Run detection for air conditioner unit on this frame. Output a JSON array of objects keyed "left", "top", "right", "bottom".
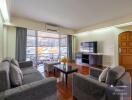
[{"left": 46, "top": 24, "right": 59, "bottom": 33}]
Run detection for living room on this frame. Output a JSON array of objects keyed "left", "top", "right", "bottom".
[{"left": 0, "top": 0, "right": 132, "bottom": 100}]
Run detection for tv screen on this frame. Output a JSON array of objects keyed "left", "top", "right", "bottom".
[{"left": 80, "top": 41, "right": 97, "bottom": 53}]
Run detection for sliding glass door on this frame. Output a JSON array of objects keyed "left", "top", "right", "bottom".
[
  {"left": 37, "top": 31, "right": 60, "bottom": 63},
  {"left": 26, "top": 30, "right": 37, "bottom": 65},
  {"left": 60, "top": 35, "right": 67, "bottom": 58},
  {"left": 26, "top": 29, "right": 67, "bottom": 66}
]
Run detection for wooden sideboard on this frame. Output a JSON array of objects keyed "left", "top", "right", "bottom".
[{"left": 76, "top": 52, "right": 103, "bottom": 66}]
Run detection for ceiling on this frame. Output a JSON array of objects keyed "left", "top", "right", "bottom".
[{"left": 10, "top": 0, "right": 132, "bottom": 30}]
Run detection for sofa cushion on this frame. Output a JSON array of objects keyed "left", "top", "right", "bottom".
[
  {"left": 21, "top": 67, "right": 38, "bottom": 75},
  {"left": 98, "top": 67, "right": 110, "bottom": 82},
  {"left": 116, "top": 72, "right": 131, "bottom": 85},
  {"left": 0, "top": 61, "right": 11, "bottom": 92},
  {"left": 106, "top": 66, "right": 125, "bottom": 86},
  {"left": 11, "top": 58, "right": 19, "bottom": 68},
  {"left": 10, "top": 63, "right": 23, "bottom": 86},
  {"left": 22, "top": 71, "right": 44, "bottom": 84}
]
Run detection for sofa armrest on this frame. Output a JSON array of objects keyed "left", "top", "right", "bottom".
[
  {"left": 89, "top": 67, "right": 102, "bottom": 79},
  {"left": 19, "top": 61, "right": 33, "bottom": 68},
  {"left": 73, "top": 73, "right": 120, "bottom": 100},
  {"left": 2, "top": 77, "right": 57, "bottom": 100}
]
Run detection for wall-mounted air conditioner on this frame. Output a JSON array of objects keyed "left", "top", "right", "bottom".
[{"left": 46, "top": 24, "right": 59, "bottom": 33}]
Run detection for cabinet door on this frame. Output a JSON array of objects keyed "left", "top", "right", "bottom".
[{"left": 89, "top": 55, "right": 102, "bottom": 65}]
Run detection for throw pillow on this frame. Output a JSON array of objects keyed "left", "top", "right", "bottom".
[
  {"left": 106, "top": 66, "right": 125, "bottom": 86},
  {"left": 10, "top": 63, "right": 23, "bottom": 86},
  {"left": 2, "top": 57, "right": 12, "bottom": 62},
  {"left": 98, "top": 67, "right": 110, "bottom": 82},
  {"left": 11, "top": 58, "right": 20, "bottom": 68}
]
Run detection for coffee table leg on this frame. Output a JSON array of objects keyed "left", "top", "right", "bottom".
[
  {"left": 65, "top": 74, "right": 68, "bottom": 86},
  {"left": 54, "top": 68, "right": 56, "bottom": 76}
]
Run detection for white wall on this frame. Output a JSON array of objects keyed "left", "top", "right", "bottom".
[
  {"left": 0, "top": 12, "right": 4, "bottom": 61},
  {"left": 75, "top": 27, "right": 122, "bottom": 67},
  {"left": 2, "top": 16, "right": 75, "bottom": 59},
  {"left": 7, "top": 26, "right": 16, "bottom": 58},
  {"left": 4, "top": 16, "right": 132, "bottom": 63},
  {"left": 10, "top": 17, "right": 75, "bottom": 35},
  {"left": 4, "top": 25, "right": 75, "bottom": 59},
  {"left": 2, "top": 26, "right": 16, "bottom": 58}
]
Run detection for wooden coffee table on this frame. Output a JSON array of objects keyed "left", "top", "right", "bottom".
[
  {"left": 54, "top": 64, "right": 78, "bottom": 86},
  {"left": 44, "top": 61, "right": 60, "bottom": 72}
]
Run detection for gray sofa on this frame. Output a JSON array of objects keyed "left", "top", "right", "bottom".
[
  {"left": 0, "top": 60, "right": 57, "bottom": 100},
  {"left": 73, "top": 66, "right": 131, "bottom": 100}
]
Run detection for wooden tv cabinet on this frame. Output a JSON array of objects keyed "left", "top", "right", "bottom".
[{"left": 76, "top": 52, "right": 103, "bottom": 66}]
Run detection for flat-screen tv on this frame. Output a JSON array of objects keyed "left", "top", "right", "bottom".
[{"left": 80, "top": 41, "right": 97, "bottom": 53}]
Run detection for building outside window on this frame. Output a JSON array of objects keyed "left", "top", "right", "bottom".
[{"left": 26, "top": 29, "right": 67, "bottom": 65}]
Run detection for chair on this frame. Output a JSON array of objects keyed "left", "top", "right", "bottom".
[{"left": 73, "top": 66, "right": 131, "bottom": 100}]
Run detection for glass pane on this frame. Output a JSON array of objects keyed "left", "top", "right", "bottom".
[
  {"left": 60, "top": 36, "right": 67, "bottom": 47},
  {"left": 27, "top": 36, "right": 36, "bottom": 46},
  {"left": 60, "top": 47, "right": 67, "bottom": 58},
  {"left": 37, "top": 31, "right": 59, "bottom": 62},
  {"left": 26, "top": 47, "right": 36, "bottom": 54},
  {"left": 38, "top": 31, "right": 59, "bottom": 38},
  {"left": 38, "top": 37, "right": 48, "bottom": 46},
  {"left": 60, "top": 35, "right": 67, "bottom": 58},
  {"left": 26, "top": 54, "right": 36, "bottom": 61},
  {"left": 26, "top": 30, "right": 68, "bottom": 65},
  {"left": 26, "top": 29, "right": 37, "bottom": 65},
  {"left": 27, "top": 30, "right": 36, "bottom": 36}
]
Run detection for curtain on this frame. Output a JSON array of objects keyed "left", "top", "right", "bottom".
[
  {"left": 16, "top": 27, "right": 27, "bottom": 62},
  {"left": 67, "top": 35, "right": 72, "bottom": 61}
]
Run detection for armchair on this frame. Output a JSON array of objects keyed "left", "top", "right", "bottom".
[{"left": 73, "top": 66, "right": 131, "bottom": 100}]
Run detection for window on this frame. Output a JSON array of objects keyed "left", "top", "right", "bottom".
[
  {"left": 37, "top": 31, "right": 60, "bottom": 63},
  {"left": 26, "top": 30, "right": 37, "bottom": 65},
  {"left": 60, "top": 35, "right": 67, "bottom": 58},
  {"left": 26, "top": 29, "right": 67, "bottom": 66}
]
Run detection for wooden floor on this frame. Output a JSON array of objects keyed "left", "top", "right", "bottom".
[
  {"left": 46, "top": 63, "right": 89, "bottom": 100},
  {"left": 39, "top": 63, "right": 132, "bottom": 100}
]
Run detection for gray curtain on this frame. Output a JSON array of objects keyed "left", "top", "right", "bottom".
[
  {"left": 67, "top": 35, "right": 72, "bottom": 61},
  {"left": 16, "top": 27, "right": 27, "bottom": 62}
]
